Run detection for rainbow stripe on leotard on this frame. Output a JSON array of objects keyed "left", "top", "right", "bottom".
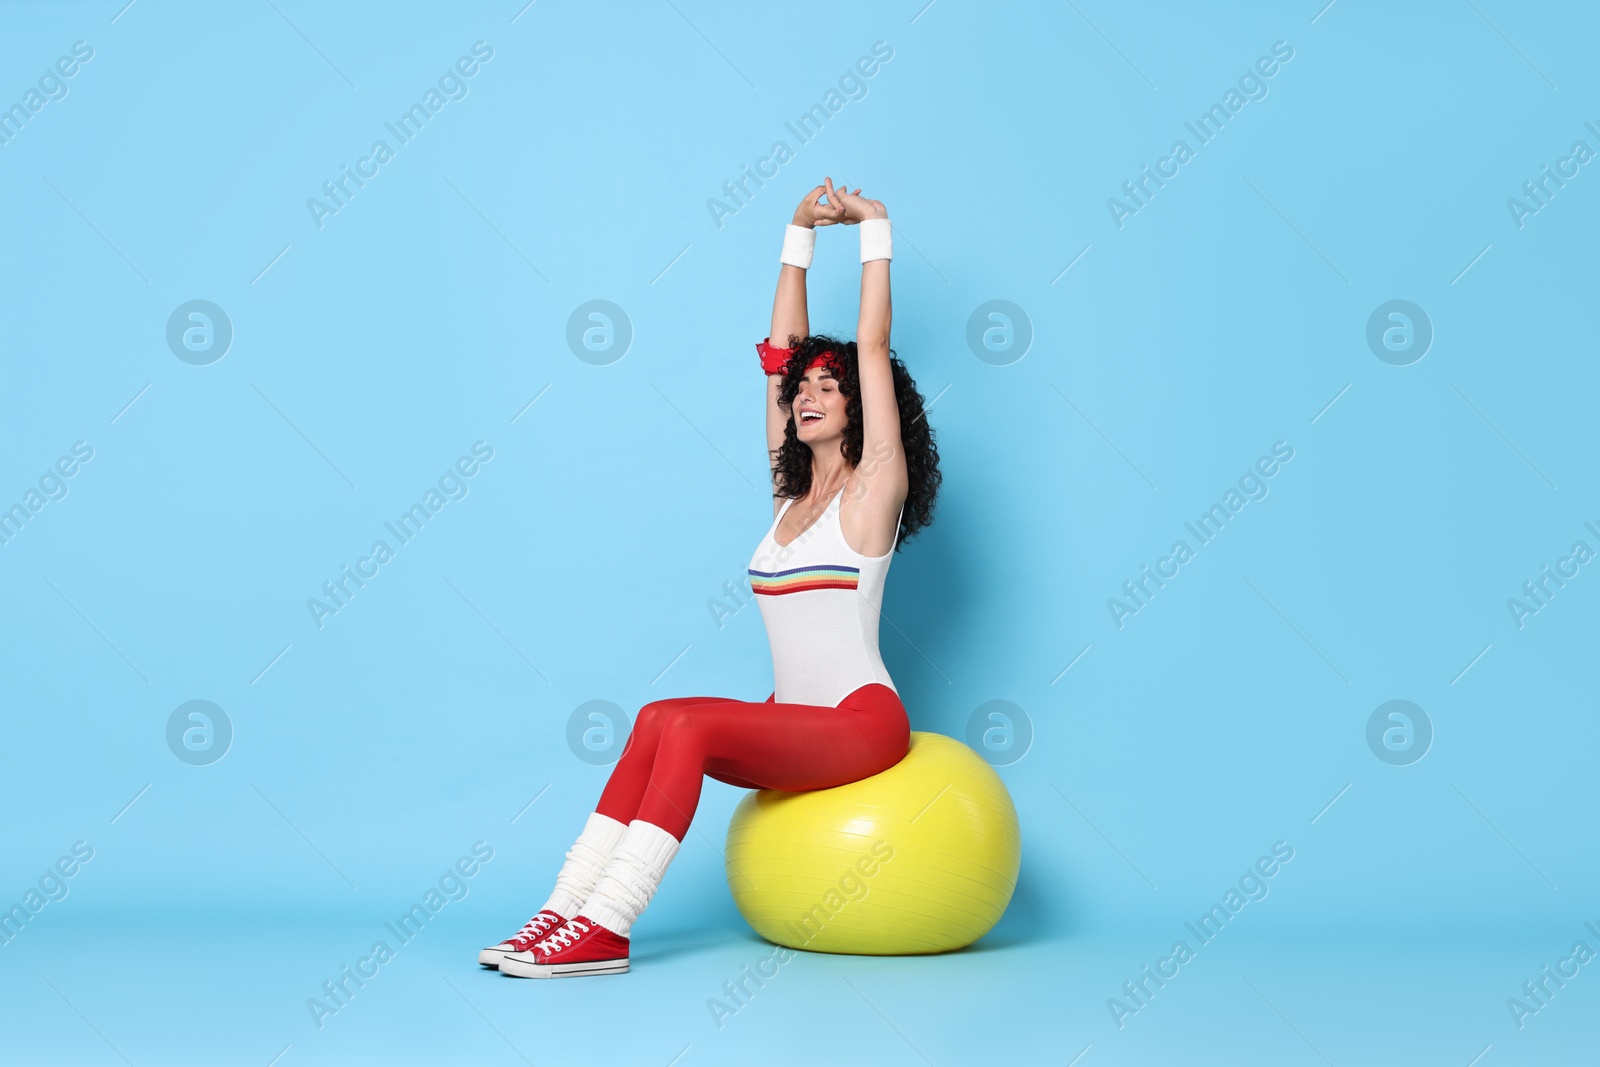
[{"left": 748, "top": 563, "right": 860, "bottom": 596}]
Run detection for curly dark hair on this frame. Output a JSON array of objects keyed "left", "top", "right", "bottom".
[{"left": 771, "top": 332, "right": 941, "bottom": 551}]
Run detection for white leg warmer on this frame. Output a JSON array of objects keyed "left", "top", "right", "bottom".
[
  {"left": 578, "top": 820, "right": 681, "bottom": 938},
  {"left": 541, "top": 812, "right": 627, "bottom": 918}
]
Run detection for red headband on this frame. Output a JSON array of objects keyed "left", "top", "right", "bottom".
[
  {"left": 755, "top": 338, "right": 843, "bottom": 376},
  {"left": 805, "top": 350, "right": 842, "bottom": 372}
]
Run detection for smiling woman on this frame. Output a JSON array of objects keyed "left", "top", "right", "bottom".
[{"left": 481, "top": 178, "right": 943, "bottom": 981}]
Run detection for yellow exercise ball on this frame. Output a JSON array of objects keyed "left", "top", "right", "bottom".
[{"left": 724, "top": 731, "right": 1021, "bottom": 955}]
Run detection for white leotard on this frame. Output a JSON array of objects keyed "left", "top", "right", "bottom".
[{"left": 747, "top": 487, "right": 904, "bottom": 707}]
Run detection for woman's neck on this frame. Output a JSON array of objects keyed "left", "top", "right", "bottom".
[{"left": 809, "top": 457, "right": 851, "bottom": 499}]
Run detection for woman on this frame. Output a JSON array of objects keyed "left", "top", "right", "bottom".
[{"left": 482, "top": 179, "right": 942, "bottom": 978}]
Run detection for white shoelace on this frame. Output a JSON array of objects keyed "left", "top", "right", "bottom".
[
  {"left": 535, "top": 918, "right": 589, "bottom": 954},
  {"left": 506, "top": 913, "right": 559, "bottom": 946}
]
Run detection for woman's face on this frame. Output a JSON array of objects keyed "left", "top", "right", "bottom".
[{"left": 794, "top": 367, "right": 847, "bottom": 444}]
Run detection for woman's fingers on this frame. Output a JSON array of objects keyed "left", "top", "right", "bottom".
[
  {"left": 799, "top": 177, "right": 861, "bottom": 226},
  {"left": 831, "top": 181, "right": 849, "bottom": 213},
  {"left": 831, "top": 184, "right": 865, "bottom": 222}
]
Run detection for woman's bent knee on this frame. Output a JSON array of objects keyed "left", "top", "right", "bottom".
[{"left": 657, "top": 707, "right": 709, "bottom": 750}]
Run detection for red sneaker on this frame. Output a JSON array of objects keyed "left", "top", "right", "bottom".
[
  {"left": 477, "top": 909, "right": 567, "bottom": 968},
  {"left": 498, "top": 915, "right": 629, "bottom": 978}
]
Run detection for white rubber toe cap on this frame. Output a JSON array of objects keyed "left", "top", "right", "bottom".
[{"left": 478, "top": 945, "right": 514, "bottom": 967}]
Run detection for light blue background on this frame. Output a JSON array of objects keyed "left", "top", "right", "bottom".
[{"left": 2, "top": 0, "right": 1596, "bottom": 1063}]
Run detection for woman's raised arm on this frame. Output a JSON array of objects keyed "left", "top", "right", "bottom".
[
  {"left": 765, "top": 181, "right": 845, "bottom": 512},
  {"left": 833, "top": 188, "right": 908, "bottom": 524}
]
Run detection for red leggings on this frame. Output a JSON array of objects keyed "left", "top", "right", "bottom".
[{"left": 594, "top": 683, "right": 909, "bottom": 840}]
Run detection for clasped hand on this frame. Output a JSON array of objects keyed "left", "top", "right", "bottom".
[{"left": 792, "top": 176, "right": 886, "bottom": 228}]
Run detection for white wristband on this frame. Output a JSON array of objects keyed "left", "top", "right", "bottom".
[
  {"left": 859, "top": 217, "right": 892, "bottom": 263},
  {"left": 780, "top": 223, "right": 816, "bottom": 269}
]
